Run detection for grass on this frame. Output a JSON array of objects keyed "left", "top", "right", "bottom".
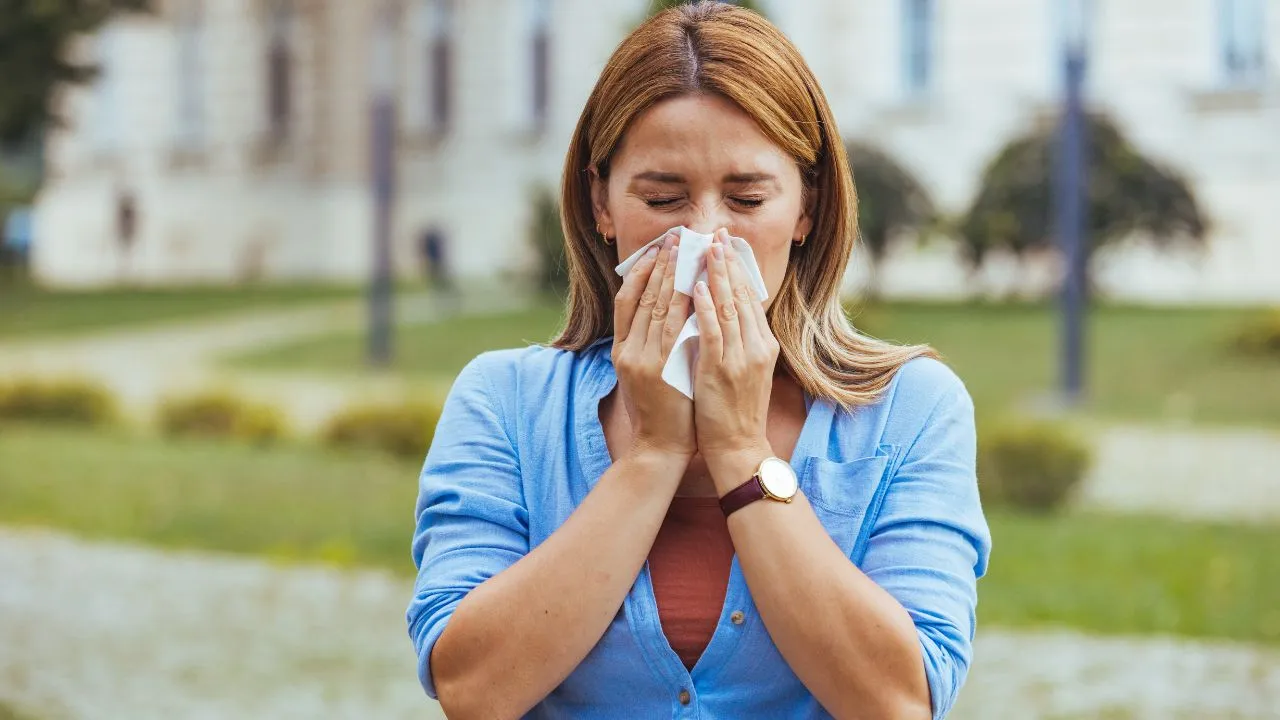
[
  {"left": 230, "top": 303, "right": 568, "bottom": 378},
  {"left": 0, "top": 425, "right": 416, "bottom": 571},
  {"left": 0, "top": 277, "right": 365, "bottom": 340},
  {"left": 982, "top": 508, "right": 1280, "bottom": 643},
  {"left": 2, "top": 423, "right": 1278, "bottom": 646},
  {"left": 0, "top": 704, "right": 34, "bottom": 720},
  {"left": 229, "top": 300, "right": 1280, "bottom": 427}
]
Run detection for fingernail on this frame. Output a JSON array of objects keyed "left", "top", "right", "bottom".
[
  {"left": 663, "top": 235, "right": 675, "bottom": 250},
  {"left": 646, "top": 246, "right": 659, "bottom": 259},
  {"left": 712, "top": 244, "right": 724, "bottom": 260},
  {"left": 695, "top": 281, "right": 708, "bottom": 296},
  {"left": 668, "top": 245, "right": 678, "bottom": 261}
]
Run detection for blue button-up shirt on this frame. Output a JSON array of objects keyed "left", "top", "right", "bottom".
[{"left": 408, "top": 338, "right": 991, "bottom": 718}]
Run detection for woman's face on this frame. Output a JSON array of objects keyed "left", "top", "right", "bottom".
[{"left": 591, "top": 93, "right": 814, "bottom": 307}]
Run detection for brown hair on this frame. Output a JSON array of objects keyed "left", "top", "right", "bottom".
[{"left": 555, "top": 1, "right": 936, "bottom": 410}]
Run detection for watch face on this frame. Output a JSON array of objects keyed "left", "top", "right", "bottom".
[{"left": 758, "top": 457, "right": 799, "bottom": 499}]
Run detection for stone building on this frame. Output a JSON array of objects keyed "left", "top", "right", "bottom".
[{"left": 32, "top": 0, "right": 1280, "bottom": 303}]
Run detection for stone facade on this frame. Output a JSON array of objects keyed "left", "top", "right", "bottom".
[{"left": 32, "top": 0, "right": 1280, "bottom": 303}]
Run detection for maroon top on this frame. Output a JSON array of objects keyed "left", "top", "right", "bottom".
[{"left": 647, "top": 496, "right": 736, "bottom": 670}]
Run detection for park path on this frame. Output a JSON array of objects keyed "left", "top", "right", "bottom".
[
  {"left": 1, "top": 291, "right": 1276, "bottom": 518},
  {"left": 0, "top": 289, "right": 523, "bottom": 433},
  {"left": 0, "top": 527, "right": 1277, "bottom": 720}
]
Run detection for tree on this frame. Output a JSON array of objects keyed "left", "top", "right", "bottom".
[
  {"left": 0, "top": 0, "right": 152, "bottom": 148},
  {"left": 959, "top": 114, "right": 1207, "bottom": 274},
  {"left": 529, "top": 187, "right": 568, "bottom": 296},
  {"left": 846, "top": 141, "right": 936, "bottom": 295},
  {"left": 647, "top": 0, "right": 765, "bottom": 18}
]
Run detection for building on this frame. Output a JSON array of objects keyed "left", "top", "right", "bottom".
[{"left": 33, "top": 0, "right": 1280, "bottom": 303}]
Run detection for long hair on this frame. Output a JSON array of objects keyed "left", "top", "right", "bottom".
[{"left": 555, "top": 1, "right": 936, "bottom": 410}]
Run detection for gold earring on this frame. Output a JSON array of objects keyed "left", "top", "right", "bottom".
[
  {"left": 597, "top": 223, "right": 614, "bottom": 246},
  {"left": 794, "top": 234, "right": 807, "bottom": 247}
]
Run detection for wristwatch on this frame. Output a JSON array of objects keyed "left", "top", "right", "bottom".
[{"left": 719, "top": 457, "right": 799, "bottom": 517}]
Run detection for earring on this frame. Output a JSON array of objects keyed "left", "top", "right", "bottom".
[
  {"left": 597, "top": 223, "right": 614, "bottom": 246},
  {"left": 794, "top": 234, "right": 807, "bottom": 247}
]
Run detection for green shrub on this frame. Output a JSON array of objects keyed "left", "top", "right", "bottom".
[
  {"left": 321, "top": 401, "right": 441, "bottom": 459},
  {"left": 978, "top": 420, "right": 1092, "bottom": 512},
  {"left": 0, "top": 377, "right": 117, "bottom": 426},
  {"left": 158, "top": 391, "right": 288, "bottom": 444},
  {"left": 1233, "top": 309, "right": 1280, "bottom": 358},
  {"left": 529, "top": 187, "right": 568, "bottom": 296}
]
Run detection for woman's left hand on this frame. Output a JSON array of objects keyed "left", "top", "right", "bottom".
[{"left": 692, "top": 229, "right": 779, "bottom": 487}]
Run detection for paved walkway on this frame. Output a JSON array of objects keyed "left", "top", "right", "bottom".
[
  {"left": 0, "top": 289, "right": 522, "bottom": 433},
  {"left": 1078, "top": 424, "right": 1280, "bottom": 523},
  {"left": 1, "top": 292, "right": 1276, "bottom": 519},
  {"left": 1, "top": 528, "right": 1277, "bottom": 720}
]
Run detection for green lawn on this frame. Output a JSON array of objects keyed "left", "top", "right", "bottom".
[
  {"left": 230, "top": 303, "right": 568, "bottom": 378},
  {"left": 0, "top": 703, "right": 34, "bottom": 720},
  {"left": 2, "top": 424, "right": 1277, "bottom": 646},
  {"left": 0, "top": 279, "right": 365, "bottom": 340},
  {"left": 230, "top": 301, "right": 1280, "bottom": 427}
]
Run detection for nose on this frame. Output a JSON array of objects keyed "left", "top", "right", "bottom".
[{"left": 684, "top": 199, "right": 733, "bottom": 237}]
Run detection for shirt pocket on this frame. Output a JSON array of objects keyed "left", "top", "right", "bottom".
[{"left": 800, "top": 453, "right": 893, "bottom": 560}]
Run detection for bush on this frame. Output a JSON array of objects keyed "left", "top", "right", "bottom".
[
  {"left": 0, "top": 377, "right": 117, "bottom": 426},
  {"left": 529, "top": 187, "right": 569, "bottom": 296},
  {"left": 978, "top": 420, "right": 1092, "bottom": 512},
  {"left": 1233, "top": 309, "right": 1280, "bottom": 358},
  {"left": 157, "top": 391, "right": 288, "bottom": 444},
  {"left": 321, "top": 401, "right": 441, "bottom": 459}
]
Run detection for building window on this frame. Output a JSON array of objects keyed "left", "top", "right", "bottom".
[
  {"left": 1219, "top": 0, "right": 1266, "bottom": 87},
  {"left": 417, "top": 0, "right": 454, "bottom": 133},
  {"left": 175, "top": 0, "right": 205, "bottom": 150},
  {"left": 93, "top": 25, "right": 121, "bottom": 152},
  {"left": 266, "top": 0, "right": 293, "bottom": 142},
  {"left": 529, "top": 0, "right": 551, "bottom": 130},
  {"left": 901, "top": 0, "right": 935, "bottom": 97}
]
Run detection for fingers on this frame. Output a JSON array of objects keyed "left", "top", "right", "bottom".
[
  {"left": 612, "top": 235, "right": 667, "bottom": 343},
  {"left": 721, "top": 234, "right": 762, "bottom": 344},
  {"left": 661, "top": 288, "right": 691, "bottom": 360},
  {"left": 729, "top": 235, "right": 772, "bottom": 334},
  {"left": 704, "top": 234, "right": 744, "bottom": 363},
  {"left": 645, "top": 242, "right": 679, "bottom": 356},
  {"left": 628, "top": 233, "right": 675, "bottom": 345},
  {"left": 692, "top": 279, "right": 722, "bottom": 365}
]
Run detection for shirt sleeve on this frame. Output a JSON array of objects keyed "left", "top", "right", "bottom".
[
  {"left": 406, "top": 355, "right": 529, "bottom": 699},
  {"left": 859, "top": 368, "right": 993, "bottom": 720}
]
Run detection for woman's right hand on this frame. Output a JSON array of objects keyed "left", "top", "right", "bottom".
[{"left": 612, "top": 231, "right": 696, "bottom": 461}]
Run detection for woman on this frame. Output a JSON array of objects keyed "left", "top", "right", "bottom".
[{"left": 408, "top": 3, "right": 990, "bottom": 718}]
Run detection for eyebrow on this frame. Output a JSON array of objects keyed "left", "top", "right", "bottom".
[{"left": 631, "top": 171, "right": 778, "bottom": 184}]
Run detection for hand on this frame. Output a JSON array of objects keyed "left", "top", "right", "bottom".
[
  {"left": 691, "top": 230, "right": 778, "bottom": 487},
  {"left": 612, "top": 231, "right": 697, "bottom": 461}
]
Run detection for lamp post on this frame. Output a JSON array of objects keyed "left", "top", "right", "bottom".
[
  {"left": 1055, "top": 0, "right": 1089, "bottom": 405},
  {"left": 368, "top": 1, "right": 397, "bottom": 368}
]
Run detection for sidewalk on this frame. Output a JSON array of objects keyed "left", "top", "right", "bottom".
[
  {"left": 1, "top": 527, "right": 1276, "bottom": 720},
  {"left": 0, "top": 288, "right": 526, "bottom": 432},
  {"left": 2, "top": 292, "right": 1277, "bottom": 520}
]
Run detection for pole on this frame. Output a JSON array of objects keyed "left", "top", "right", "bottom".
[
  {"left": 368, "top": 2, "right": 397, "bottom": 368},
  {"left": 1056, "top": 39, "right": 1088, "bottom": 404}
]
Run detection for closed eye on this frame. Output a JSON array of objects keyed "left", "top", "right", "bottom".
[{"left": 644, "top": 197, "right": 681, "bottom": 208}]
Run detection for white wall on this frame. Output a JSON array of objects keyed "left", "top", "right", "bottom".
[{"left": 34, "top": 0, "right": 1280, "bottom": 304}]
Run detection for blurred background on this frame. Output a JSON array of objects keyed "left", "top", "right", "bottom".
[{"left": 1, "top": 0, "right": 1278, "bottom": 718}]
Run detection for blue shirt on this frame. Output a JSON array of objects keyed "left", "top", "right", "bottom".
[{"left": 408, "top": 337, "right": 992, "bottom": 719}]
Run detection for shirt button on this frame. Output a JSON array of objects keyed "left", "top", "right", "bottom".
[
  {"left": 678, "top": 689, "right": 691, "bottom": 705},
  {"left": 730, "top": 610, "right": 745, "bottom": 625}
]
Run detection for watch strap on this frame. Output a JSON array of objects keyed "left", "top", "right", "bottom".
[{"left": 719, "top": 474, "right": 766, "bottom": 517}]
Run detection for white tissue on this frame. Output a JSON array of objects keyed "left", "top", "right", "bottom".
[{"left": 613, "top": 226, "right": 769, "bottom": 399}]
